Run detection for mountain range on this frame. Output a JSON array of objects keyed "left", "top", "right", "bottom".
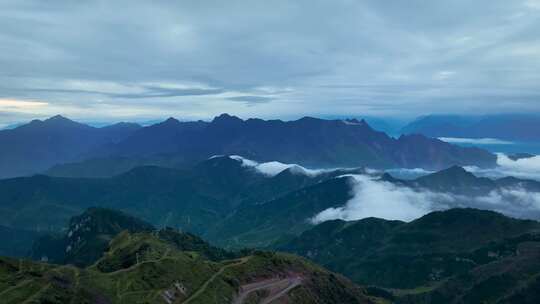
[
  {"left": 0, "top": 114, "right": 497, "bottom": 179},
  {"left": 0, "top": 114, "right": 538, "bottom": 303},
  {"left": 401, "top": 114, "right": 540, "bottom": 142},
  {"left": 2, "top": 155, "right": 539, "bottom": 257},
  {"left": 0, "top": 115, "right": 141, "bottom": 178},
  {"left": 0, "top": 156, "right": 364, "bottom": 242},
  {"left": 4, "top": 204, "right": 540, "bottom": 303}
]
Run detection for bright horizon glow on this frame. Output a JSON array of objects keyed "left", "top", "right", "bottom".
[{"left": 0, "top": 99, "right": 48, "bottom": 109}]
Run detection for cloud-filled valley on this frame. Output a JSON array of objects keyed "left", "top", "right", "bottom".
[
  {"left": 312, "top": 172, "right": 540, "bottom": 224},
  {"left": 311, "top": 174, "right": 449, "bottom": 223},
  {"left": 227, "top": 155, "right": 331, "bottom": 177},
  {"left": 210, "top": 154, "right": 540, "bottom": 224},
  {"left": 465, "top": 153, "right": 540, "bottom": 181},
  {"left": 2, "top": 1, "right": 540, "bottom": 301}
]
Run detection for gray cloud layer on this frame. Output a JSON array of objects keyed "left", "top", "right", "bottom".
[{"left": 1, "top": 0, "right": 540, "bottom": 124}]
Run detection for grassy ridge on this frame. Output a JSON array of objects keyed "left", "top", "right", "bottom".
[{"left": 0, "top": 230, "right": 375, "bottom": 304}]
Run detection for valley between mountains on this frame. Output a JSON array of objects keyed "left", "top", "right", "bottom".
[{"left": 1, "top": 115, "right": 539, "bottom": 303}]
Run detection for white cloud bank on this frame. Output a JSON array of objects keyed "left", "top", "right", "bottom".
[
  {"left": 215, "top": 154, "right": 540, "bottom": 223},
  {"left": 226, "top": 155, "right": 330, "bottom": 177},
  {"left": 312, "top": 173, "right": 540, "bottom": 224},
  {"left": 438, "top": 137, "right": 514, "bottom": 145},
  {"left": 384, "top": 168, "right": 434, "bottom": 180},
  {"left": 465, "top": 153, "right": 540, "bottom": 181},
  {"left": 312, "top": 175, "right": 452, "bottom": 223}
]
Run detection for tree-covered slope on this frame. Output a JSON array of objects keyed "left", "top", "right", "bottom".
[
  {"left": 31, "top": 208, "right": 154, "bottom": 266},
  {"left": 398, "top": 233, "right": 540, "bottom": 304},
  {"left": 0, "top": 230, "right": 377, "bottom": 304},
  {"left": 207, "top": 176, "right": 355, "bottom": 249},
  {"left": 0, "top": 155, "right": 365, "bottom": 255},
  {"left": 279, "top": 209, "right": 540, "bottom": 289}
]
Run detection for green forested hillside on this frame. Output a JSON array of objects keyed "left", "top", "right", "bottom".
[
  {"left": 0, "top": 229, "right": 377, "bottom": 304},
  {"left": 279, "top": 209, "right": 540, "bottom": 288}
]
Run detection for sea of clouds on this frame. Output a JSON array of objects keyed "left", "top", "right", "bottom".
[
  {"left": 465, "top": 153, "right": 540, "bottom": 181},
  {"left": 311, "top": 173, "right": 540, "bottom": 224},
  {"left": 213, "top": 154, "right": 540, "bottom": 223},
  {"left": 311, "top": 174, "right": 452, "bottom": 223}
]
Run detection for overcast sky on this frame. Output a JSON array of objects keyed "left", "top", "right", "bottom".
[{"left": 1, "top": 0, "right": 539, "bottom": 125}]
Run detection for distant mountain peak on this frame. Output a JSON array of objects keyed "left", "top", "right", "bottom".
[
  {"left": 440, "top": 165, "right": 470, "bottom": 175},
  {"left": 27, "top": 119, "right": 44, "bottom": 126},
  {"left": 212, "top": 113, "right": 243, "bottom": 123},
  {"left": 42, "top": 114, "right": 91, "bottom": 128},
  {"left": 296, "top": 116, "right": 334, "bottom": 126},
  {"left": 163, "top": 117, "right": 180, "bottom": 124},
  {"left": 342, "top": 118, "right": 366, "bottom": 125},
  {"left": 47, "top": 114, "right": 69, "bottom": 120},
  {"left": 101, "top": 122, "right": 142, "bottom": 129},
  {"left": 17, "top": 115, "right": 90, "bottom": 131},
  {"left": 414, "top": 165, "right": 491, "bottom": 190},
  {"left": 212, "top": 113, "right": 244, "bottom": 125},
  {"left": 421, "top": 165, "right": 474, "bottom": 180},
  {"left": 153, "top": 117, "right": 181, "bottom": 128},
  {"left": 44, "top": 115, "right": 78, "bottom": 124}
]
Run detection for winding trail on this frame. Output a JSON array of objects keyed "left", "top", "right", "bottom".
[
  {"left": 0, "top": 279, "right": 34, "bottom": 297},
  {"left": 105, "top": 248, "right": 172, "bottom": 276},
  {"left": 232, "top": 276, "right": 303, "bottom": 304},
  {"left": 181, "top": 257, "right": 250, "bottom": 304}
]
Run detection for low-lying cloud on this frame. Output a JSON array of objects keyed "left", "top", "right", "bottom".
[
  {"left": 312, "top": 173, "right": 540, "bottom": 224},
  {"left": 365, "top": 167, "right": 434, "bottom": 180},
  {"left": 217, "top": 153, "right": 540, "bottom": 224},
  {"left": 384, "top": 167, "right": 434, "bottom": 180},
  {"left": 477, "top": 188, "right": 540, "bottom": 219},
  {"left": 465, "top": 153, "right": 540, "bottom": 181},
  {"left": 438, "top": 137, "right": 514, "bottom": 145},
  {"left": 311, "top": 175, "right": 451, "bottom": 223},
  {"left": 227, "top": 155, "right": 328, "bottom": 177}
]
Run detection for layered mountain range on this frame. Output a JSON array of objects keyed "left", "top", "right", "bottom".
[
  {"left": 0, "top": 115, "right": 141, "bottom": 178},
  {"left": 0, "top": 114, "right": 496, "bottom": 179},
  {"left": 1, "top": 155, "right": 539, "bottom": 256},
  {"left": 401, "top": 114, "right": 540, "bottom": 142},
  {"left": 4, "top": 204, "right": 540, "bottom": 303},
  {"left": 279, "top": 209, "right": 540, "bottom": 288},
  {"left": 1, "top": 114, "right": 538, "bottom": 303}
]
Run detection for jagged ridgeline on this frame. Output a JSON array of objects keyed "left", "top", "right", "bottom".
[
  {"left": 0, "top": 155, "right": 366, "bottom": 252},
  {"left": 1, "top": 208, "right": 377, "bottom": 304},
  {"left": 0, "top": 137, "right": 540, "bottom": 303},
  {"left": 3, "top": 156, "right": 540, "bottom": 257},
  {"left": 0, "top": 114, "right": 497, "bottom": 179}
]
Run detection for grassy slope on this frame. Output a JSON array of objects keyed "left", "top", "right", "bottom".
[{"left": 0, "top": 231, "right": 376, "bottom": 304}]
